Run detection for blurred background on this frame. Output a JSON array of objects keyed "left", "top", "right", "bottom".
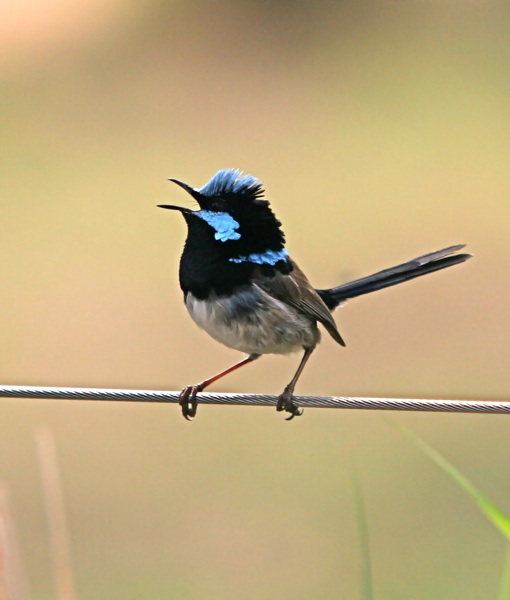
[{"left": 1, "top": 0, "right": 509, "bottom": 598}]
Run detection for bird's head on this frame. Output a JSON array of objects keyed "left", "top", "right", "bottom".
[{"left": 159, "top": 169, "right": 288, "bottom": 266}]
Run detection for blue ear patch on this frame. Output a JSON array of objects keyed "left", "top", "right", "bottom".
[
  {"left": 229, "top": 248, "right": 288, "bottom": 266},
  {"left": 195, "top": 210, "right": 241, "bottom": 242}
]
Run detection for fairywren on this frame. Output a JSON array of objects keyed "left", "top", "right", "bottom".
[{"left": 159, "top": 169, "right": 471, "bottom": 420}]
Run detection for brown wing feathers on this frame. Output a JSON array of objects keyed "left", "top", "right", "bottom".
[{"left": 254, "top": 260, "right": 346, "bottom": 347}]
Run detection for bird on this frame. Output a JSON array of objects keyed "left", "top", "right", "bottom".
[{"left": 158, "top": 169, "right": 471, "bottom": 420}]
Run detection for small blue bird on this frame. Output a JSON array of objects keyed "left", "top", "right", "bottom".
[{"left": 159, "top": 169, "right": 471, "bottom": 420}]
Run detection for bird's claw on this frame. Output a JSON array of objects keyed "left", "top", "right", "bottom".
[
  {"left": 276, "top": 389, "right": 303, "bottom": 421},
  {"left": 179, "top": 385, "right": 203, "bottom": 420}
]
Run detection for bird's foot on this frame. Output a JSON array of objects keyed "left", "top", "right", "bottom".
[
  {"left": 179, "top": 384, "right": 204, "bottom": 420},
  {"left": 276, "top": 387, "right": 303, "bottom": 421}
]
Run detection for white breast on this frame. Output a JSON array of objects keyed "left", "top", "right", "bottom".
[{"left": 185, "top": 285, "right": 320, "bottom": 355}]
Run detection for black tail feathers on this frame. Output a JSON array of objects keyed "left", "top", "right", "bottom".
[{"left": 317, "top": 244, "right": 472, "bottom": 311}]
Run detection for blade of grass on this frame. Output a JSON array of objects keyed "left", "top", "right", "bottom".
[
  {"left": 497, "top": 543, "right": 510, "bottom": 600},
  {"left": 395, "top": 422, "right": 510, "bottom": 541},
  {"left": 36, "top": 427, "right": 76, "bottom": 600},
  {"left": 352, "top": 464, "right": 374, "bottom": 600}
]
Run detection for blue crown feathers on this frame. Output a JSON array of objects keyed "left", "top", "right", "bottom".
[{"left": 198, "top": 169, "right": 264, "bottom": 199}]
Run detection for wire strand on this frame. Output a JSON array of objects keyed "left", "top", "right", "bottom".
[{"left": 0, "top": 385, "right": 509, "bottom": 415}]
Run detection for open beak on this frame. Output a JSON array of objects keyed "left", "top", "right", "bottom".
[
  {"left": 158, "top": 178, "right": 204, "bottom": 212},
  {"left": 168, "top": 178, "right": 204, "bottom": 202}
]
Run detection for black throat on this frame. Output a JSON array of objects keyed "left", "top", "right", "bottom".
[{"left": 178, "top": 212, "right": 290, "bottom": 299}]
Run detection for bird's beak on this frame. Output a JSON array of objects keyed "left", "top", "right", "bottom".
[
  {"left": 158, "top": 178, "right": 205, "bottom": 213},
  {"left": 157, "top": 204, "right": 192, "bottom": 213},
  {"left": 168, "top": 178, "right": 204, "bottom": 203}
]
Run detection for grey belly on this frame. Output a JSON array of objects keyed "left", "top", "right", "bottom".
[{"left": 185, "top": 285, "right": 320, "bottom": 355}]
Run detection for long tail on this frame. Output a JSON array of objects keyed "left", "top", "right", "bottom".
[{"left": 317, "top": 244, "right": 472, "bottom": 310}]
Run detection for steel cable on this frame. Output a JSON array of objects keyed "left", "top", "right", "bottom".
[{"left": 0, "top": 385, "right": 509, "bottom": 415}]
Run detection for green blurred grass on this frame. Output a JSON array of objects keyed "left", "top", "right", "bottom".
[{"left": 398, "top": 423, "right": 510, "bottom": 599}]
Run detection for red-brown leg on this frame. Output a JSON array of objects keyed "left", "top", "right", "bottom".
[{"left": 180, "top": 353, "right": 261, "bottom": 420}]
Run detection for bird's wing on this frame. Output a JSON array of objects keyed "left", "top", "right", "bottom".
[{"left": 254, "top": 259, "right": 346, "bottom": 347}]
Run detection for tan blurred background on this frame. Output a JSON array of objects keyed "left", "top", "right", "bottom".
[{"left": 1, "top": 1, "right": 509, "bottom": 598}]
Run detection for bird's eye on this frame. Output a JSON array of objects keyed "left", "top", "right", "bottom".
[{"left": 210, "top": 200, "right": 226, "bottom": 211}]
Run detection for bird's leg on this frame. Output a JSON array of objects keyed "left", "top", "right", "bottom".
[
  {"left": 179, "top": 353, "right": 261, "bottom": 420},
  {"left": 276, "top": 346, "right": 315, "bottom": 420}
]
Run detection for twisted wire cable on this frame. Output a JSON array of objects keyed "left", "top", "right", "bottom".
[{"left": 0, "top": 385, "right": 509, "bottom": 415}]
